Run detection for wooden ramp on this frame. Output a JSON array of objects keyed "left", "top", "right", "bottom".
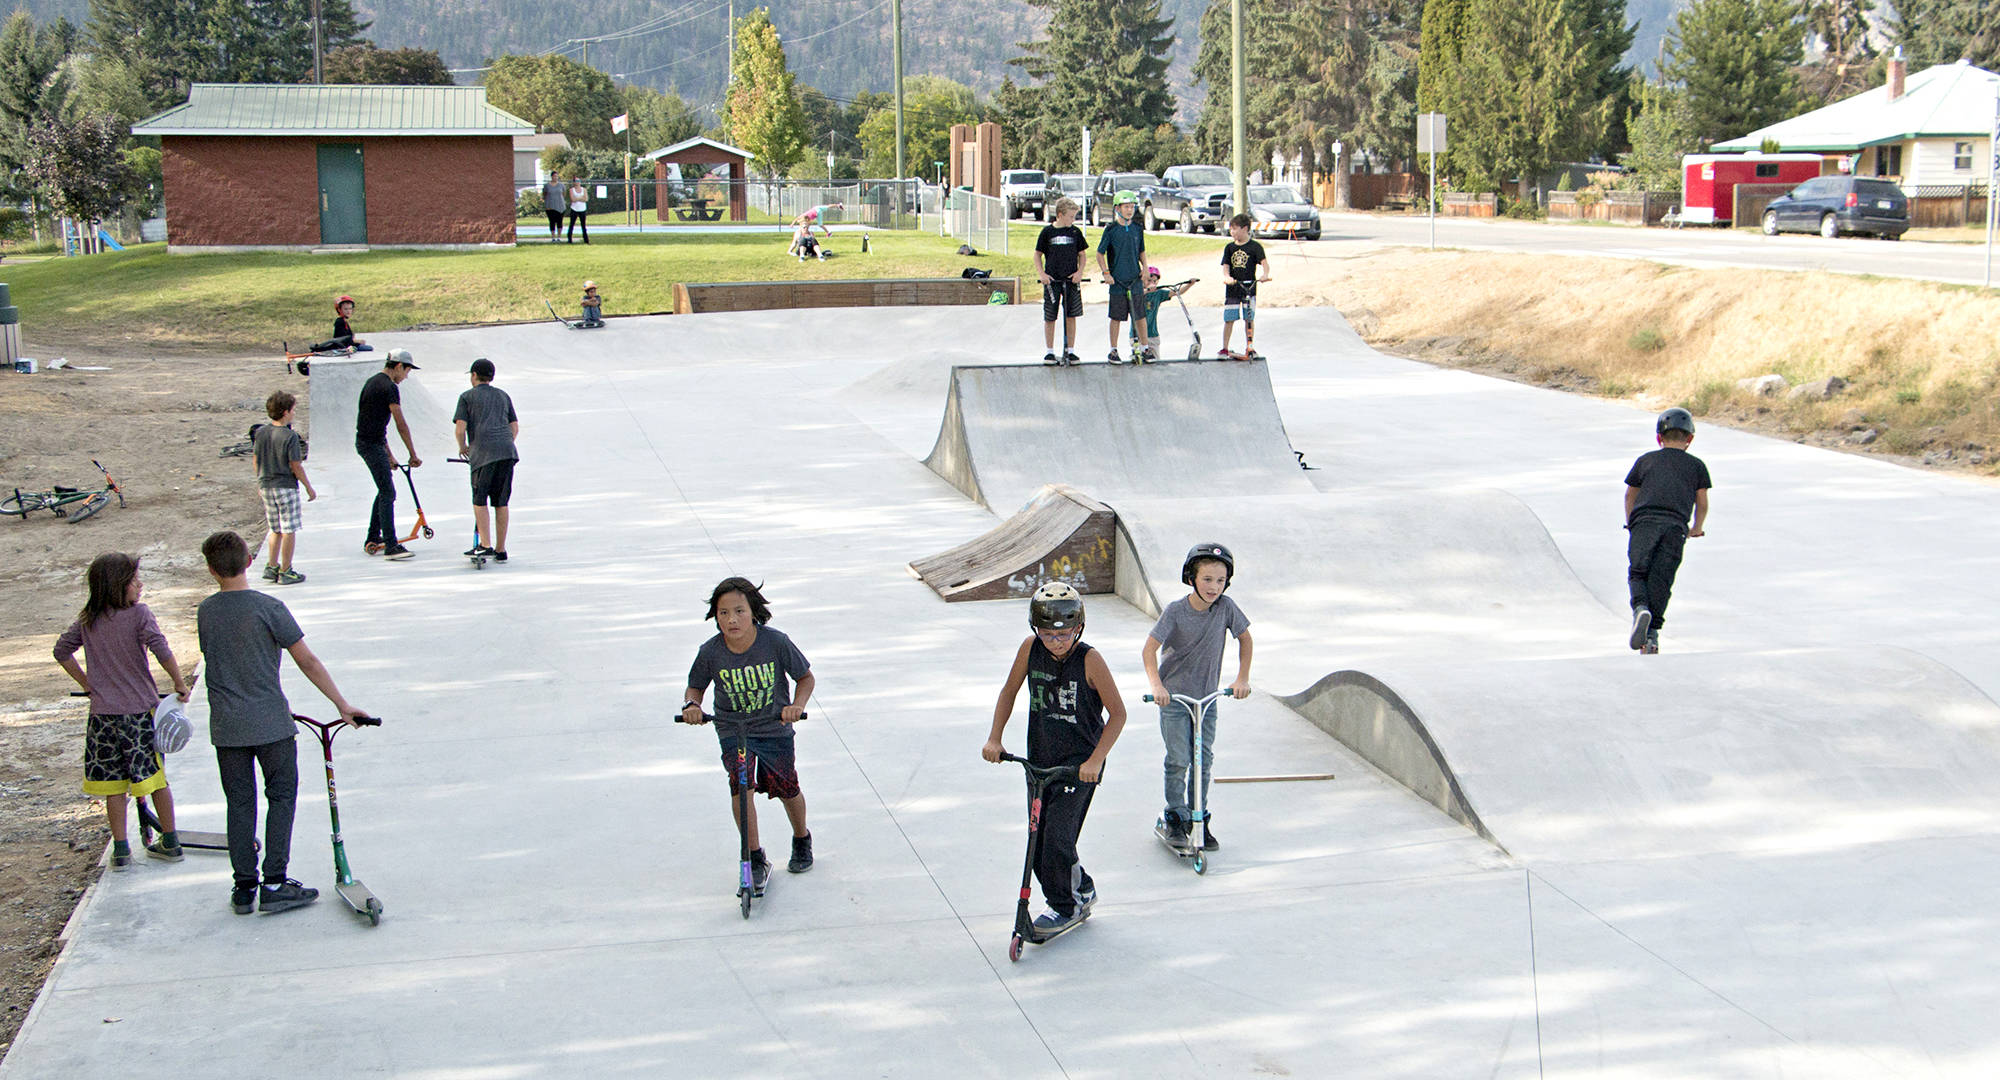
[
  {"left": 674, "top": 277, "right": 1018, "bottom": 314},
  {"left": 909, "top": 485, "right": 1116, "bottom": 602}
]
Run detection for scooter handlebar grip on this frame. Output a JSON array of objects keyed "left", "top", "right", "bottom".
[{"left": 351, "top": 716, "right": 383, "bottom": 727}]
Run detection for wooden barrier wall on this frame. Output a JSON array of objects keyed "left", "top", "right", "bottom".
[{"left": 673, "top": 276, "right": 1020, "bottom": 314}]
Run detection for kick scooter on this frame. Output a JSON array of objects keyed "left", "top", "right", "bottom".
[
  {"left": 1145, "top": 687, "right": 1237, "bottom": 874},
  {"left": 1126, "top": 278, "right": 1201, "bottom": 363},
  {"left": 996, "top": 752, "right": 1084, "bottom": 961},
  {"left": 295, "top": 712, "right": 385, "bottom": 926},
  {"left": 393, "top": 463, "right": 436, "bottom": 547},
  {"left": 677, "top": 708, "right": 807, "bottom": 918},
  {"left": 445, "top": 458, "right": 488, "bottom": 568}
]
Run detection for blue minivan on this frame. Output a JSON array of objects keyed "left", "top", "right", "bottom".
[{"left": 1760, "top": 176, "right": 1910, "bottom": 240}]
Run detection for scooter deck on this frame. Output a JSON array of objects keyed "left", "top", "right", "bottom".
[
  {"left": 336, "top": 880, "right": 383, "bottom": 925},
  {"left": 1155, "top": 820, "right": 1201, "bottom": 858},
  {"left": 1019, "top": 906, "right": 1090, "bottom": 946}
]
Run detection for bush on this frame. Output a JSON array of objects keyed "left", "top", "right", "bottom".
[
  {"left": 1499, "top": 196, "right": 1545, "bottom": 220},
  {"left": 1628, "top": 326, "right": 1666, "bottom": 352},
  {"left": 1686, "top": 380, "right": 1734, "bottom": 415}
]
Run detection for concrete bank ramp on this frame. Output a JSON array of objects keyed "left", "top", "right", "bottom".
[
  {"left": 304, "top": 357, "right": 456, "bottom": 465},
  {"left": 923, "top": 359, "right": 1312, "bottom": 510},
  {"left": 1281, "top": 648, "right": 2000, "bottom": 862}
]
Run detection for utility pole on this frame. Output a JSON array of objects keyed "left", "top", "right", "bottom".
[
  {"left": 727, "top": 0, "right": 736, "bottom": 88},
  {"left": 1230, "top": 0, "right": 1246, "bottom": 213},
  {"left": 893, "top": 0, "right": 906, "bottom": 180},
  {"left": 311, "top": 0, "right": 323, "bottom": 84}
]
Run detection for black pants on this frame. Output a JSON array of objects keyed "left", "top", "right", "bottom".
[
  {"left": 1034, "top": 779, "right": 1096, "bottom": 917},
  {"left": 217, "top": 737, "right": 298, "bottom": 890},
  {"left": 356, "top": 439, "right": 397, "bottom": 546},
  {"left": 1627, "top": 518, "right": 1688, "bottom": 630},
  {"left": 545, "top": 209, "right": 563, "bottom": 238},
  {"left": 566, "top": 209, "right": 589, "bottom": 243}
]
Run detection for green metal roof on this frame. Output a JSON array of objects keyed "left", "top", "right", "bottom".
[{"left": 133, "top": 84, "right": 535, "bottom": 137}]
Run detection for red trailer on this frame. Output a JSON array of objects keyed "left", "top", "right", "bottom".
[{"left": 1680, "top": 154, "right": 1827, "bottom": 225}]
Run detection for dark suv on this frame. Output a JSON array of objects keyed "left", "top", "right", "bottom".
[
  {"left": 1761, "top": 176, "right": 1909, "bottom": 240},
  {"left": 1091, "top": 171, "right": 1159, "bottom": 226}
]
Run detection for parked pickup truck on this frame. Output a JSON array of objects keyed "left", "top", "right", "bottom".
[{"left": 1141, "top": 165, "right": 1236, "bottom": 233}]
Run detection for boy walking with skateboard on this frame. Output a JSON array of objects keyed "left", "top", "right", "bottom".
[
  {"left": 982, "top": 582, "right": 1127, "bottom": 937},
  {"left": 1034, "top": 197, "right": 1086, "bottom": 365},
  {"left": 1219, "top": 215, "right": 1270, "bottom": 359},
  {"left": 254, "top": 391, "right": 314, "bottom": 585},
  {"left": 1624, "top": 408, "right": 1711, "bottom": 654},
  {"left": 1096, "top": 191, "right": 1147, "bottom": 364},
  {"left": 1143, "top": 543, "right": 1252, "bottom": 850},
  {"left": 682, "top": 577, "right": 816, "bottom": 891},
  {"left": 196, "top": 530, "right": 366, "bottom": 915},
  {"left": 453, "top": 358, "right": 519, "bottom": 562}
]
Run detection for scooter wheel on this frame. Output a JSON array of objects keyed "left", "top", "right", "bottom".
[
  {"left": 1009, "top": 934, "right": 1024, "bottom": 962},
  {"left": 1193, "top": 852, "right": 1207, "bottom": 875},
  {"left": 365, "top": 898, "right": 383, "bottom": 926},
  {"left": 421, "top": 526, "right": 435, "bottom": 540}
]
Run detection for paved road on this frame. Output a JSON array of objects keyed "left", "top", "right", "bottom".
[{"left": 1314, "top": 209, "right": 2000, "bottom": 285}]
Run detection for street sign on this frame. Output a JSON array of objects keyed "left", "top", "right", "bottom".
[{"left": 1417, "top": 113, "right": 1447, "bottom": 153}]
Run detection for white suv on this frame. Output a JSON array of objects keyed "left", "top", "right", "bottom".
[{"left": 1001, "top": 169, "right": 1047, "bottom": 220}]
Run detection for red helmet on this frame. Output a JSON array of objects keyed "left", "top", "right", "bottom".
[{"left": 334, "top": 295, "right": 355, "bottom": 313}]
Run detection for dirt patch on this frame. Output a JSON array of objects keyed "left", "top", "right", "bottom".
[
  {"left": 0, "top": 348, "right": 295, "bottom": 1056},
  {"left": 1149, "top": 244, "right": 2000, "bottom": 475}
]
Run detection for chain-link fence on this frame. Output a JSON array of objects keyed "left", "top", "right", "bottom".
[
  {"left": 922, "top": 188, "right": 1010, "bottom": 255},
  {"left": 519, "top": 177, "right": 923, "bottom": 229}
]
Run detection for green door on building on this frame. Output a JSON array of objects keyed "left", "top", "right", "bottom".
[{"left": 316, "top": 143, "right": 367, "bottom": 244}]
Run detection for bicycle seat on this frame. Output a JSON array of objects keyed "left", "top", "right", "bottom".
[{"left": 52, "top": 485, "right": 77, "bottom": 493}]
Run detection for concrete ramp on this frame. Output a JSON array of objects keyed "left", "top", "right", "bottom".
[
  {"left": 304, "top": 357, "right": 457, "bottom": 465},
  {"left": 923, "top": 359, "right": 1312, "bottom": 510},
  {"left": 1282, "top": 648, "right": 2000, "bottom": 863},
  {"left": 908, "top": 484, "right": 1116, "bottom": 601}
]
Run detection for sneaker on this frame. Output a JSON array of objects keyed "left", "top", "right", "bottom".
[
  {"left": 231, "top": 886, "right": 257, "bottom": 915},
  {"left": 109, "top": 846, "right": 130, "bottom": 872},
  {"left": 275, "top": 568, "right": 305, "bottom": 585},
  {"left": 491, "top": 551, "right": 508, "bottom": 563},
  {"left": 788, "top": 833, "right": 814, "bottom": 873},
  {"left": 1197, "top": 818, "right": 1219, "bottom": 851},
  {"left": 259, "top": 878, "right": 319, "bottom": 914},
  {"left": 1160, "top": 815, "right": 1192, "bottom": 849},
  {"left": 145, "top": 838, "right": 184, "bottom": 862},
  {"left": 1628, "top": 607, "right": 1653, "bottom": 651},
  {"left": 1107, "top": 350, "right": 1126, "bottom": 365},
  {"left": 364, "top": 541, "right": 385, "bottom": 556},
  {"left": 383, "top": 544, "right": 415, "bottom": 561},
  {"left": 1062, "top": 351, "right": 1081, "bottom": 366},
  {"left": 1043, "top": 351, "right": 1059, "bottom": 365},
  {"left": 750, "top": 849, "right": 771, "bottom": 895},
  {"left": 262, "top": 564, "right": 281, "bottom": 582},
  {"left": 1141, "top": 345, "right": 1159, "bottom": 361},
  {"left": 1032, "top": 908, "right": 1079, "bottom": 934},
  {"left": 1642, "top": 632, "right": 1660, "bottom": 655},
  {"left": 464, "top": 544, "right": 493, "bottom": 557},
  {"left": 1075, "top": 883, "right": 1096, "bottom": 912}
]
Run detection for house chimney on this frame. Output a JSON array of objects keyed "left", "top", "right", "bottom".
[{"left": 1888, "top": 46, "right": 1906, "bottom": 101}]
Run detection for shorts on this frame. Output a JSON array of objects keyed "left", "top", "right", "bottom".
[
  {"left": 81, "top": 712, "right": 167, "bottom": 797},
  {"left": 717, "top": 732, "right": 801, "bottom": 799},
  {"left": 1042, "top": 280, "right": 1082, "bottom": 321},
  {"left": 1106, "top": 277, "right": 1145, "bottom": 321},
  {"left": 470, "top": 459, "right": 516, "bottom": 508},
  {"left": 260, "top": 484, "right": 303, "bottom": 534},
  {"left": 1223, "top": 284, "right": 1257, "bottom": 321}
]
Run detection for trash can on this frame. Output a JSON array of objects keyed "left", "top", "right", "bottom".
[{"left": 0, "top": 284, "right": 19, "bottom": 372}]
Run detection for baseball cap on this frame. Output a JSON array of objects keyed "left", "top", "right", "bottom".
[
  {"left": 468, "top": 358, "right": 496, "bottom": 379},
  {"left": 385, "top": 348, "right": 419, "bottom": 369}
]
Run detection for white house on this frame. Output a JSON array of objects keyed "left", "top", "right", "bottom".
[
  {"left": 513, "top": 132, "right": 571, "bottom": 189},
  {"left": 1713, "top": 57, "right": 1997, "bottom": 192}
]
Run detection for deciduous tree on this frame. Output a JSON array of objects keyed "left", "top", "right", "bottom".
[
  {"left": 26, "top": 112, "right": 135, "bottom": 224},
  {"left": 482, "top": 53, "right": 623, "bottom": 149},
  {"left": 724, "top": 8, "right": 807, "bottom": 177},
  {"left": 323, "top": 44, "right": 452, "bottom": 86}
]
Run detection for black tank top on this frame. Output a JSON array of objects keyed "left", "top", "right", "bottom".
[{"left": 1027, "top": 638, "right": 1104, "bottom": 768}]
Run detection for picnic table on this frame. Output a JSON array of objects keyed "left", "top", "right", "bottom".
[{"left": 675, "top": 198, "right": 724, "bottom": 222}]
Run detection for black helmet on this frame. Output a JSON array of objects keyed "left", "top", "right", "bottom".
[
  {"left": 1181, "top": 542, "right": 1235, "bottom": 586},
  {"left": 1029, "top": 581, "right": 1084, "bottom": 630},
  {"left": 1656, "top": 408, "right": 1696, "bottom": 436}
]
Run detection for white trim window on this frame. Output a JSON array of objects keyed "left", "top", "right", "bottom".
[{"left": 1954, "top": 141, "right": 1974, "bottom": 170}]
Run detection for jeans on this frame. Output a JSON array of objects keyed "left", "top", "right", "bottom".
[
  {"left": 1160, "top": 699, "right": 1218, "bottom": 824},
  {"left": 1627, "top": 519, "right": 1688, "bottom": 630},
  {"left": 217, "top": 737, "right": 298, "bottom": 889},
  {"left": 356, "top": 439, "right": 397, "bottom": 546},
  {"left": 566, "top": 209, "right": 589, "bottom": 242},
  {"left": 1033, "top": 779, "right": 1096, "bottom": 918}
]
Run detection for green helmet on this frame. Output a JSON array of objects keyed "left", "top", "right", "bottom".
[
  {"left": 1112, "top": 190, "right": 1139, "bottom": 206},
  {"left": 1029, "top": 581, "right": 1084, "bottom": 631}
]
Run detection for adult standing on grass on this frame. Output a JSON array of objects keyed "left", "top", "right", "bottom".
[
  {"left": 542, "top": 175, "right": 566, "bottom": 241},
  {"left": 356, "top": 350, "right": 422, "bottom": 561},
  {"left": 453, "top": 358, "right": 519, "bottom": 562},
  {"left": 566, "top": 175, "right": 590, "bottom": 244}
]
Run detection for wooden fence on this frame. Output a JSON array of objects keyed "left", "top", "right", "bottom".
[
  {"left": 1910, "top": 185, "right": 1991, "bottom": 229},
  {"left": 673, "top": 277, "right": 1018, "bottom": 315},
  {"left": 1441, "top": 192, "right": 1497, "bottom": 218},
  {"left": 1314, "top": 173, "right": 1430, "bottom": 211},
  {"left": 1546, "top": 190, "right": 1676, "bottom": 226}
]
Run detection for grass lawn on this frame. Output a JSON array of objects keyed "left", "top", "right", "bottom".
[{"left": 4, "top": 220, "right": 1239, "bottom": 353}]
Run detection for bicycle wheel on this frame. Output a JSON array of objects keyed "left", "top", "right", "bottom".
[
  {"left": 1, "top": 491, "right": 46, "bottom": 517},
  {"left": 66, "top": 491, "right": 110, "bottom": 523}
]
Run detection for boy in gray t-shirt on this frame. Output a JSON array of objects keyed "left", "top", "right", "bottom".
[
  {"left": 1142, "top": 543, "right": 1253, "bottom": 850},
  {"left": 453, "top": 358, "right": 520, "bottom": 561},
  {"left": 196, "top": 530, "right": 365, "bottom": 917},
  {"left": 253, "top": 390, "right": 315, "bottom": 585}
]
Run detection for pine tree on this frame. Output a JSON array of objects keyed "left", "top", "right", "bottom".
[
  {"left": 1003, "top": 0, "right": 1177, "bottom": 171},
  {"left": 724, "top": 8, "right": 807, "bottom": 178},
  {"left": 87, "top": 0, "right": 368, "bottom": 108},
  {"left": 1417, "top": 0, "right": 1471, "bottom": 112},
  {"left": 1894, "top": 0, "right": 2000, "bottom": 69},
  {"left": 1447, "top": 0, "right": 1608, "bottom": 194},
  {"left": 1622, "top": 79, "right": 1699, "bottom": 191},
  {"left": 1661, "top": 0, "right": 1806, "bottom": 147},
  {"left": 323, "top": 45, "right": 453, "bottom": 86},
  {"left": 0, "top": 12, "right": 77, "bottom": 199}
]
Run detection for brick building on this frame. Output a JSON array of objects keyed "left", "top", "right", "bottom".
[{"left": 133, "top": 84, "right": 535, "bottom": 252}]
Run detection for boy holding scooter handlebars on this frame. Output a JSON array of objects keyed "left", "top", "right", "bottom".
[
  {"left": 1143, "top": 544, "right": 1253, "bottom": 854},
  {"left": 983, "top": 582, "right": 1127, "bottom": 946}
]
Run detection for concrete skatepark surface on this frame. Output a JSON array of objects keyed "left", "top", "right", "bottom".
[{"left": 7, "top": 306, "right": 2000, "bottom": 1077}]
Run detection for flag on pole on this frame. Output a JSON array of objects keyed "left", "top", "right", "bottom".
[{"left": 610, "top": 113, "right": 629, "bottom": 134}]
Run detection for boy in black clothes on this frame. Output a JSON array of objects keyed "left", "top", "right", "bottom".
[
  {"left": 1033, "top": 198, "right": 1086, "bottom": 365},
  {"left": 312, "top": 295, "right": 372, "bottom": 353},
  {"left": 1624, "top": 407, "right": 1711, "bottom": 654},
  {"left": 1218, "top": 215, "right": 1269, "bottom": 360}
]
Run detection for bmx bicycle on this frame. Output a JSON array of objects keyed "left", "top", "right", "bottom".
[{"left": 3, "top": 460, "right": 125, "bottom": 523}]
